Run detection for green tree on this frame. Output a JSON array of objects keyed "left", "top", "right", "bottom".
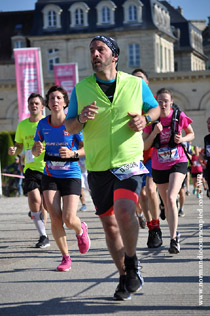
[{"left": 0, "top": 131, "right": 16, "bottom": 171}]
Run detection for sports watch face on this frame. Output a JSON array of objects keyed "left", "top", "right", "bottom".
[
  {"left": 145, "top": 115, "right": 152, "bottom": 125},
  {"left": 74, "top": 151, "right": 79, "bottom": 159}
]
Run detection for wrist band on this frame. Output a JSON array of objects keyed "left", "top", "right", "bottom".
[{"left": 77, "top": 114, "right": 85, "bottom": 124}]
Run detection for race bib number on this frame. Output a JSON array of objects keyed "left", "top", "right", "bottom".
[
  {"left": 110, "top": 161, "right": 149, "bottom": 181},
  {"left": 26, "top": 149, "right": 35, "bottom": 163},
  {"left": 193, "top": 160, "right": 201, "bottom": 167},
  {"left": 49, "top": 161, "right": 70, "bottom": 170},
  {"left": 157, "top": 146, "right": 179, "bottom": 163},
  {"left": 206, "top": 145, "right": 210, "bottom": 157}
]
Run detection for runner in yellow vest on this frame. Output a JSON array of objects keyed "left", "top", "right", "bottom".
[{"left": 65, "top": 35, "right": 160, "bottom": 300}]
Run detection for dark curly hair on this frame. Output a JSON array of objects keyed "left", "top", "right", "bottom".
[{"left": 45, "top": 85, "right": 69, "bottom": 110}]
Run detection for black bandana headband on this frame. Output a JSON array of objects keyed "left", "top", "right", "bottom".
[{"left": 90, "top": 35, "right": 120, "bottom": 64}]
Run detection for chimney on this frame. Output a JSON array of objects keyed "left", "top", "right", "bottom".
[{"left": 177, "top": 6, "right": 183, "bottom": 15}]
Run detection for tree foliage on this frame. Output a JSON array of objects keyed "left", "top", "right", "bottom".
[{"left": 0, "top": 131, "right": 16, "bottom": 170}]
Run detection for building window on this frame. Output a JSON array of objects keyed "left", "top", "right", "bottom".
[
  {"left": 128, "top": 43, "right": 140, "bottom": 67},
  {"left": 156, "top": 42, "right": 160, "bottom": 69},
  {"left": 96, "top": 1, "right": 116, "bottom": 26},
  {"left": 69, "top": 2, "right": 90, "bottom": 28},
  {"left": 48, "top": 57, "right": 60, "bottom": 72},
  {"left": 160, "top": 44, "right": 163, "bottom": 71},
  {"left": 75, "top": 8, "right": 84, "bottom": 25},
  {"left": 11, "top": 35, "right": 26, "bottom": 53},
  {"left": 153, "top": 3, "right": 170, "bottom": 31},
  {"left": 165, "top": 47, "right": 167, "bottom": 71},
  {"left": 73, "top": 46, "right": 87, "bottom": 70},
  {"left": 14, "top": 40, "right": 25, "bottom": 48},
  {"left": 128, "top": 5, "right": 137, "bottom": 21},
  {"left": 102, "top": 7, "right": 110, "bottom": 23},
  {"left": 168, "top": 48, "right": 171, "bottom": 71},
  {"left": 123, "top": 0, "right": 143, "bottom": 24},
  {"left": 48, "top": 10, "right": 57, "bottom": 27},
  {"left": 42, "top": 5, "right": 62, "bottom": 29},
  {"left": 48, "top": 49, "right": 59, "bottom": 72},
  {"left": 48, "top": 48, "right": 59, "bottom": 54}
]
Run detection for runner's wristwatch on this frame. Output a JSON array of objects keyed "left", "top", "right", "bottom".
[
  {"left": 144, "top": 114, "right": 152, "bottom": 126},
  {"left": 74, "top": 151, "right": 79, "bottom": 159}
]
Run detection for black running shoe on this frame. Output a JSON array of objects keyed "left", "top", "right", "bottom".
[
  {"left": 178, "top": 209, "right": 185, "bottom": 217},
  {"left": 113, "top": 275, "right": 131, "bottom": 301},
  {"left": 168, "top": 232, "right": 180, "bottom": 254},
  {"left": 36, "top": 235, "right": 50, "bottom": 248},
  {"left": 147, "top": 228, "right": 162, "bottom": 248},
  {"left": 124, "top": 257, "right": 144, "bottom": 293},
  {"left": 159, "top": 205, "right": 166, "bottom": 220}
]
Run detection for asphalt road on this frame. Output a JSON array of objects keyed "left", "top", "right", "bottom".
[{"left": 0, "top": 187, "right": 210, "bottom": 316}]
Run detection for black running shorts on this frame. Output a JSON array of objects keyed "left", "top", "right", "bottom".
[
  {"left": 152, "top": 162, "right": 187, "bottom": 184},
  {"left": 88, "top": 170, "right": 142, "bottom": 216},
  {"left": 23, "top": 169, "right": 43, "bottom": 194},
  {"left": 42, "top": 174, "right": 81, "bottom": 197}
]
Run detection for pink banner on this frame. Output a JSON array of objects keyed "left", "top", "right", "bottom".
[
  {"left": 14, "top": 48, "right": 44, "bottom": 121},
  {"left": 54, "top": 63, "right": 78, "bottom": 99}
]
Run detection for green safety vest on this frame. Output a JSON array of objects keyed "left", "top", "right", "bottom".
[{"left": 76, "top": 71, "right": 144, "bottom": 171}]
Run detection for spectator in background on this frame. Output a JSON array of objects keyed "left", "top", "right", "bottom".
[{"left": 4, "top": 156, "right": 23, "bottom": 196}]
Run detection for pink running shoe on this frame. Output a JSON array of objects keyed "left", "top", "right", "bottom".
[
  {"left": 57, "top": 255, "right": 72, "bottom": 271},
  {"left": 76, "top": 222, "right": 91, "bottom": 254}
]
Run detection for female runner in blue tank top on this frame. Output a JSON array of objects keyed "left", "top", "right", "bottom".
[{"left": 33, "top": 85, "right": 90, "bottom": 272}]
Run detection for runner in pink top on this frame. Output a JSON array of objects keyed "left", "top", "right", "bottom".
[
  {"left": 144, "top": 109, "right": 193, "bottom": 170},
  {"left": 143, "top": 88, "right": 194, "bottom": 254}
]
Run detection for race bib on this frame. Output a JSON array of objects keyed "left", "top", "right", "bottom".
[
  {"left": 110, "top": 161, "right": 149, "bottom": 181},
  {"left": 193, "top": 160, "right": 201, "bottom": 167},
  {"left": 26, "top": 149, "right": 35, "bottom": 163},
  {"left": 157, "top": 146, "right": 179, "bottom": 163},
  {"left": 49, "top": 161, "right": 70, "bottom": 170}
]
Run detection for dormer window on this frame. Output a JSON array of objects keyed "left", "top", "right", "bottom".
[
  {"left": 48, "top": 10, "right": 57, "bottom": 27},
  {"left": 42, "top": 4, "right": 62, "bottom": 29},
  {"left": 11, "top": 35, "right": 26, "bottom": 52},
  {"left": 96, "top": 1, "right": 116, "bottom": 26},
  {"left": 75, "top": 8, "right": 84, "bottom": 25},
  {"left": 129, "top": 5, "right": 137, "bottom": 22},
  {"left": 11, "top": 24, "right": 26, "bottom": 51},
  {"left": 102, "top": 7, "right": 110, "bottom": 23},
  {"left": 123, "top": 0, "right": 143, "bottom": 24},
  {"left": 153, "top": 3, "right": 170, "bottom": 30},
  {"left": 69, "top": 2, "right": 90, "bottom": 28},
  {"left": 13, "top": 38, "right": 26, "bottom": 48}
]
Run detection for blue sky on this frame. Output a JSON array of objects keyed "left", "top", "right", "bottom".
[{"left": 0, "top": 0, "right": 210, "bottom": 23}]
